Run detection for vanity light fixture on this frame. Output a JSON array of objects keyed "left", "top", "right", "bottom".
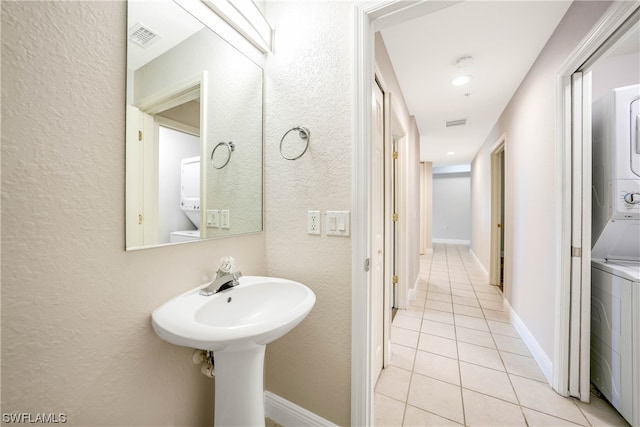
[{"left": 201, "top": 0, "right": 272, "bottom": 53}]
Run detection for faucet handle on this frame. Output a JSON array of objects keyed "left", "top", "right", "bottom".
[{"left": 218, "top": 256, "right": 235, "bottom": 273}]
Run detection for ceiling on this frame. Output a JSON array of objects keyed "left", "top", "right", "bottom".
[
  {"left": 127, "top": 0, "right": 203, "bottom": 71},
  {"left": 379, "top": 1, "right": 572, "bottom": 166}
]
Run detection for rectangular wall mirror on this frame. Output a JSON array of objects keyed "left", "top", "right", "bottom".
[{"left": 126, "top": 0, "right": 263, "bottom": 250}]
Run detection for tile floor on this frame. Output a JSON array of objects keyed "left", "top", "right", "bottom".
[{"left": 375, "top": 244, "right": 630, "bottom": 427}]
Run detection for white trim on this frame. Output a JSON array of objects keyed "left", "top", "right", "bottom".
[
  {"left": 352, "top": 2, "right": 420, "bottom": 424},
  {"left": 264, "top": 391, "right": 337, "bottom": 427},
  {"left": 504, "top": 299, "right": 553, "bottom": 385},
  {"left": 489, "top": 136, "right": 506, "bottom": 287},
  {"left": 553, "top": 1, "right": 639, "bottom": 397},
  {"left": 432, "top": 238, "right": 470, "bottom": 246}
]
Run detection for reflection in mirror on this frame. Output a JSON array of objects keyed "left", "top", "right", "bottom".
[{"left": 126, "top": 0, "right": 263, "bottom": 250}]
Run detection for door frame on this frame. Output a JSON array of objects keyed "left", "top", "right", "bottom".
[
  {"left": 489, "top": 135, "right": 506, "bottom": 288},
  {"left": 553, "top": 2, "right": 639, "bottom": 399}
]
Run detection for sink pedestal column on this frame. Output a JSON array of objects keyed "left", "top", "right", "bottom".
[{"left": 214, "top": 346, "right": 266, "bottom": 426}]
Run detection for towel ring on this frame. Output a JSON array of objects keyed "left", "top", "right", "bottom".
[
  {"left": 280, "top": 127, "right": 310, "bottom": 160},
  {"left": 211, "top": 141, "right": 235, "bottom": 169}
]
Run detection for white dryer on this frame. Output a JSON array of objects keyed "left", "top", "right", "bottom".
[{"left": 591, "top": 84, "right": 640, "bottom": 426}]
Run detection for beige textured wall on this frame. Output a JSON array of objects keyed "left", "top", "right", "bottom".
[
  {"left": 262, "top": 1, "right": 353, "bottom": 425},
  {"left": 470, "top": 1, "right": 612, "bottom": 362},
  {"left": 1, "top": 2, "right": 267, "bottom": 425}
]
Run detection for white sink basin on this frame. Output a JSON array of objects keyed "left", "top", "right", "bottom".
[
  {"left": 152, "top": 276, "right": 315, "bottom": 426},
  {"left": 152, "top": 276, "right": 316, "bottom": 352}
]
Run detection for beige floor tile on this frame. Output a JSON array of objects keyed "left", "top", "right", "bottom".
[
  {"left": 391, "top": 326, "right": 419, "bottom": 348},
  {"left": 459, "top": 361, "right": 517, "bottom": 403},
  {"left": 458, "top": 342, "right": 505, "bottom": 371},
  {"left": 451, "top": 288, "right": 476, "bottom": 298},
  {"left": 510, "top": 375, "right": 589, "bottom": 425},
  {"left": 428, "top": 283, "right": 451, "bottom": 293},
  {"left": 453, "top": 304, "right": 484, "bottom": 318},
  {"left": 483, "top": 308, "right": 510, "bottom": 323},
  {"left": 407, "top": 374, "right": 464, "bottom": 424},
  {"left": 473, "top": 284, "right": 501, "bottom": 294},
  {"left": 521, "top": 407, "right": 583, "bottom": 426},
  {"left": 401, "top": 305, "right": 425, "bottom": 318},
  {"left": 403, "top": 405, "right": 462, "bottom": 426},
  {"left": 451, "top": 282, "right": 474, "bottom": 291},
  {"left": 375, "top": 365, "right": 412, "bottom": 402},
  {"left": 454, "top": 314, "right": 489, "bottom": 332},
  {"left": 575, "top": 389, "right": 630, "bottom": 426},
  {"left": 456, "top": 326, "right": 496, "bottom": 349},
  {"left": 421, "top": 319, "right": 456, "bottom": 339},
  {"left": 462, "top": 389, "right": 526, "bottom": 426},
  {"left": 422, "top": 308, "right": 455, "bottom": 325},
  {"left": 425, "top": 299, "right": 453, "bottom": 313},
  {"left": 414, "top": 350, "right": 460, "bottom": 385},
  {"left": 418, "top": 333, "right": 458, "bottom": 359},
  {"left": 393, "top": 313, "right": 423, "bottom": 332},
  {"left": 452, "top": 295, "right": 481, "bottom": 307},
  {"left": 390, "top": 343, "right": 416, "bottom": 371},
  {"left": 427, "top": 291, "right": 453, "bottom": 302},
  {"left": 476, "top": 291, "right": 504, "bottom": 302},
  {"left": 493, "top": 334, "right": 531, "bottom": 356},
  {"left": 500, "top": 351, "right": 547, "bottom": 382},
  {"left": 487, "top": 319, "right": 520, "bottom": 337},
  {"left": 480, "top": 299, "right": 505, "bottom": 311},
  {"left": 374, "top": 392, "right": 406, "bottom": 427}
]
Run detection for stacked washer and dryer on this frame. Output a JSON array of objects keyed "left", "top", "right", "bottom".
[{"left": 591, "top": 83, "right": 640, "bottom": 426}]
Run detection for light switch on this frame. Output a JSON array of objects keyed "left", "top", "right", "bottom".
[
  {"left": 326, "top": 211, "right": 350, "bottom": 236},
  {"left": 207, "top": 209, "right": 219, "bottom": 228},
  {"left": 221, "top": 210, "right": 230, "bottom": 229}
]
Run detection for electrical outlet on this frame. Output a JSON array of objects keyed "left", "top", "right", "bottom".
[{"left": 307, "top": 210, "right": 321, "bottom": 235}]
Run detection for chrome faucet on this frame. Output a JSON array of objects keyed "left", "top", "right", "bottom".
[{"left": 200, "top": 257, "right": 242, "bottom": 296}]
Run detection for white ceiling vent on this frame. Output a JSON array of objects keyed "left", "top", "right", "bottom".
[
  {"left": 446, "top": 118, "right": 468, "bottom": 128},
  {"left": 128, "top": 23, "right": 161, "bottom": 48}
]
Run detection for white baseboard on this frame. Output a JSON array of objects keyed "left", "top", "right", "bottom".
[
  {"left": 504, "top": 299, "right": 553, "bottom": 384},
  {"left": 432, "top": 238, "right": 471, "bottom": 246},
  {"left": 469, "top": 248, "right": 489, "bottom": 283},
  {"left": 264, "top": 391, "right": 337, "bottom": 427}
]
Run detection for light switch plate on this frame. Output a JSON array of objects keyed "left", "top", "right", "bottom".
[
  {"left": 326, "top": 211, "right": 350, "bottom": 236},
  {"left": 207, "top": 209, "right": 220, "bottom": 228},
  {"left": 221, "top": 210, "right": 230, "bottom": 229}
]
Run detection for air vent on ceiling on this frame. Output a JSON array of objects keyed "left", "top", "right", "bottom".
[
  {"left": 446, "top": 118, "right": 468, "bottom": 128},
  {"left": 128, "top": 23, "right": 161, "bottom": 48}
]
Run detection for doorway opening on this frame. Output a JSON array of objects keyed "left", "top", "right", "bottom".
[{"left": 490, "top": 137, "right": 506, "bottom": 293}]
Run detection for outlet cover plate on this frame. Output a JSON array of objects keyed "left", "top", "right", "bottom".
[{"left": 307, "top": 210, "right": 321, "bottom": 235}]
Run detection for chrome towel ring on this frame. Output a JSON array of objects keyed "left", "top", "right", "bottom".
[
  {"left": 211, "top": 141, "right": 235, "bottom": 169},
  {"left": 280, "top": 126, "right": 310, "bottom": 160}
]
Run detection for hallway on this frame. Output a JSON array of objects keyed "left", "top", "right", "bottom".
[{"left": 374, "top": 244, "right": 629, "bottom": 426}]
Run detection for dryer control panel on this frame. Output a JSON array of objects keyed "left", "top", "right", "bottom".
[{"left": 613, "top": 180, "right": 640, "bottom": 220}]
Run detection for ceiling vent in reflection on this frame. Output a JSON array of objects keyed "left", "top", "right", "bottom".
[
  {"left": 128, "top": 23, "right": 161, "bottom": 48},
  {"left": 445, "top": 118, "right": 468, "bottom": 128}
]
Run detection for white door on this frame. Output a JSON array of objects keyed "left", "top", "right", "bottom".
[
  {"left": 568, "top": 71, "right": 592, "bottom": 400},
  {"left": 372, "top": 80, "right": 385, "bottom": 382}
]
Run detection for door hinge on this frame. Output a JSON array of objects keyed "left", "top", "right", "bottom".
[
  {"left": 393, "top": 151, "right": 398, "bottom": 160},
  {"left": 138, "top": 130, "right": 143, "bottom": 141},
  {"left": 571, "top": 246, "right": 582, "bottom": 257},
  {"left": 138, "top": 214, "right": 143, "bottom": 225},
  {"left": 392, "top": 275, "right": 398, "bottom": 284},
  {"left": 393, "top": 212, "right": 398, "bottom": 222},
  {"left": 364, "top": 258, "right": 371, "bottom": 272}
]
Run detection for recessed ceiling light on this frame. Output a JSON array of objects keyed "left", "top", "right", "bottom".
[
  {"left": 447, "top": 151, "right": 455, "bottom": 156},
  {"left": 451, "top": 75, "right": 471, "bottom": 86}
]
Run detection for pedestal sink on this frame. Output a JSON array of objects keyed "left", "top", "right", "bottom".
[{"left": 151, "top": 276, "right": 316, "bottom": 426}]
